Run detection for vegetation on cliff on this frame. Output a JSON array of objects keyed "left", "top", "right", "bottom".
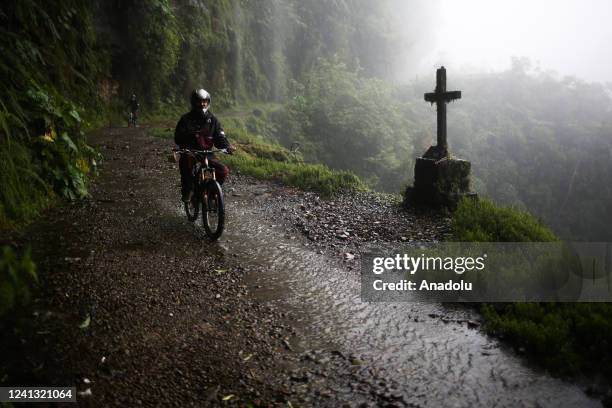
[{"left": 454, "top": 198, "right": 612, "bottom": 378}]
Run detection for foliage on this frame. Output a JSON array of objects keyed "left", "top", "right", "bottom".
[
  {"left": 225, "top": 115, "right": 367, "bottom": 193},
  {"left": 0, "top": 0, "right": 103, "bottom": 228},
  {"left": 93, "top": 0, "right": 403, "bottom": 107},
  {"left": 0, "top": 247, "right": 37, "bottom": 317},
  {"left": 482, "top": 303, "right": 612, "bottom": 377},
  {"left": 96, "top": 0, "right": 180, "bottom": 107},
  {"left": 452, "top": 198, "right": 558, "bottom": 242},
  {"left": 277, "top": 59, "right": 415, "bottom": 191}
]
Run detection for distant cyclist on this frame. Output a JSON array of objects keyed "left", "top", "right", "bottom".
[
  {"left": 174, "top": 89, "right": 235, "bottom": 203},
  {"left": 128, "top": 93, "right": 139, "bottom": 127}
]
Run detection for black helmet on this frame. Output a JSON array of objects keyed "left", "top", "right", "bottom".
[{"left": 190, "top": 89, "right": 211, "bottom": 111}]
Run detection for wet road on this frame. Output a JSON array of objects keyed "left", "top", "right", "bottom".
[
  {"left": 200, "top": 184, "right": 602, "bottom": 408},
  {"left": 15, "top": 125, "right": 597, "bottom": 407}
]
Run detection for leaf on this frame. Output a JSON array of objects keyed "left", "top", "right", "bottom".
[
  {"left": 60, "top": 133, "right": 78, "bottom": 152},
  {"left": 79, "top": 314, "right": 91, "bottom": 329},
  {"left": 68, "top": 109, "right": 82, "bottom": 123},
  {"left": 221, "top": 394, "right": 234, "bottom": 401}
]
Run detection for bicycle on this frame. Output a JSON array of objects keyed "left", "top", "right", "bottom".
[{"left": 173, "top": 148, "right": 229, "bottom": 240}]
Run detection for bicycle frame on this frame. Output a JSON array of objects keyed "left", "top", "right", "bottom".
[{"left": 197, "top": 154, "right": 216, "bottom": 182}]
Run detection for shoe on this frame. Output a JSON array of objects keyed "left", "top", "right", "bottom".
[{"left": 182, "top": 191, "right": 193, "bottom": 203}]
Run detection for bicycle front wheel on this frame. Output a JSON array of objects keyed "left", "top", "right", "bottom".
[
  {"left": 184, "top": 193, "right": 200, "bottom": 222},
  {"left": 202, "top": 180, "right": 224, "bottom": 240}
]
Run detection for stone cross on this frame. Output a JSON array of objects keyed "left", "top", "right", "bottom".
[{"left": 424, "top": 66, "right": 461, "bottom": 151}]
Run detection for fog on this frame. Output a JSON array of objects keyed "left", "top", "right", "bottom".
[{"left": 392, "top": 0, "right": 612, "bottom": 83}]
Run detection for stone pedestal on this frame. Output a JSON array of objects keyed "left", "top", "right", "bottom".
[{"left": 404, "top": 151, "right": 476, "bottom": 208}]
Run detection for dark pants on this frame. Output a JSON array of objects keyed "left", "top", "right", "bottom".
[{"left": 179, "top": 155, "right": 229, "bottom": 194}]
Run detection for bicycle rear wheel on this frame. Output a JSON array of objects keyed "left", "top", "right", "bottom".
[{"left": 202, "top": 181, "right": 224, "bottom": 240}]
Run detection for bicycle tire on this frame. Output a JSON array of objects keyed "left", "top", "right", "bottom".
[
  {"left": 184, "top": 194, "right": 200, "bottom": 222},
  {"left": 202, "top": 180, "right": 224, "bottom": 240}
]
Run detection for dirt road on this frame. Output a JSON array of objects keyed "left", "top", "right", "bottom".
[{"left": 1, "top": 126, "right": 602, "bottom": 407}]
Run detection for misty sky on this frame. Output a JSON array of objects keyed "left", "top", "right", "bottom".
[{"left": 400, "top": 0, "right": 612, "bottom": 83}]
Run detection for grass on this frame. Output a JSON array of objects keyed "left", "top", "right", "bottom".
[
  {"left": 223, "top": 153, "right": 364, "bottom": 195},
  {"left": 452, "top": 197, "right": 558, "bottom": 242},
  {"left": 482, "top": 303, "right": 612, "bottom": 377},
  {"left": 452, "top": 197, "right": 612, "bottom": 379}
]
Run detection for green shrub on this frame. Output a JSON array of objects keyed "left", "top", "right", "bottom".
[
  {"left": 452, "top": 197, "right": 558, "bottom": 242},
  {"left": 0, "top": 89, "right": 98, "bottom": 228},
  {"left": 279, "top": 59, "right": 416, "bottom": 192},
  {"left": 482, "top": 303, "right": 612, "bottom": 376},
  {"left": 0, "top": 2, "right": 102, "bottom": 228}
]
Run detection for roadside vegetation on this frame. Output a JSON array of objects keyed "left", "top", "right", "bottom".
[
  {"left": 482, "top": 302, "right": 612, "bottom": 377},
  {"left": 0, "top": 2, "right": 103, "bottom": 230},
  {"left": 453, "top": 198, "right": 612, "bottom": 378},
  {"left": 452, "top": 198, "right": 557, "bottom": 242}
]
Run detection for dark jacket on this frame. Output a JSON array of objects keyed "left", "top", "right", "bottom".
[
  {"left": 129, "top": 100, "right": 139, "bottom": 112},
  {"left": 174, "top": 109, "right": 229, "bottom": 150}
]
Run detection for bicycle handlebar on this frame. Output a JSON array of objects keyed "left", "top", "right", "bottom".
[{"left": 173, "top": 147, "right": 230, "bottom": 155}]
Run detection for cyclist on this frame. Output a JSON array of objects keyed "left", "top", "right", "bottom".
[
  {"left": 174, "top": 89, "right": 235, "bottom": 203},
  {"left": 128, "top": 93, "right": 139, "bottom": 126}
]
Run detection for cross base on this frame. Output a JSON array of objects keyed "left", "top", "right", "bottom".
[
  {"left": 422, "top": 145, "right": 449, "bottom": 160},
  {"left": 404, "top": 155, "right": 476, "bottom": 209}
]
